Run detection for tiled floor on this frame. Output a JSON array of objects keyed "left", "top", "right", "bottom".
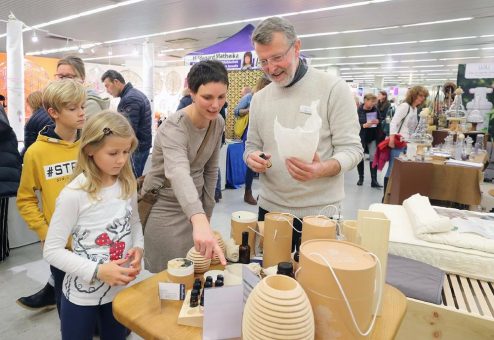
[{"left": 0, "top": 160, "right": 384, "bottom": 339}]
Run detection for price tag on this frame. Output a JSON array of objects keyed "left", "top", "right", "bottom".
[{"left": 158, "top": 282, "right": 185, "bottom": 301}]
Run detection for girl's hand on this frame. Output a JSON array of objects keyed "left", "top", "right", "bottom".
[
  {"left": 191, "top": 214, "right": 227, "bottom": 265},
  {"left": 127, "top": 247, "right": 143, "bottom": 274},
  {"left": 97, "top": 258, "right": 139, "bottom": 286}
]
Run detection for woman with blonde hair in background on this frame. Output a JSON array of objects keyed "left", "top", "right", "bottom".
[{"left": 384, "top": 85, "right": 429, "bottom": 194}]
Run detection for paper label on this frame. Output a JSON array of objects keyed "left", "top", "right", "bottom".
[{"left": 158, "top": 282, "right": 185, "bottom": 301}]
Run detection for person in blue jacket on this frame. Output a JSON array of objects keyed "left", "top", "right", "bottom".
[
  {"left": 0, "top": 104, "right": 22, "bottom": 261},
  {"left": 23, "top": 91, "right": 52, "bottom": 157},
  {"left": 101, "top": 70, "right": 152, "bottom": 177}
]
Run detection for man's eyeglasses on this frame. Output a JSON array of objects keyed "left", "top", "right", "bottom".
[
  {"left": 258, "top": 42, "right": 294, "bottom": 68},
  {"left": 54, "top": 74, "right": 77, "bottom": 80}
]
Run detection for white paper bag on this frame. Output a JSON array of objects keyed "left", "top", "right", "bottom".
[{"left": 274, "top": 100, "right": 322, "bottom": 163}]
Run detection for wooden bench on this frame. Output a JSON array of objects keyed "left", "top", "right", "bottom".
[{"left": 396, "top": 273, "right": 494, "bottom": 340}]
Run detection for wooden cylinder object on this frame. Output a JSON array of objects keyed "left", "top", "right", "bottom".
[
  {"left": 167, "top": 258, "right": 194, "bottom": 289},
  {"left": 297, "top": 240, "right": 377, "bottom": 340},
  {"left": 231, "top": 211, "right": 257, "bottom": 255},
  {"left": 263, "top": 213, "right": 293, "bottom": 268},
  {"left": 341, "top": 220, "right": 359, "bottom": 244},
  {"left": 301, "top": 216, "right": 336, "bottom": 244}
]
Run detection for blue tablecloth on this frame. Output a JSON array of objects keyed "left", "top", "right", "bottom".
[{"left": 226, "top": 142, "right": 247, "bottom": 189}]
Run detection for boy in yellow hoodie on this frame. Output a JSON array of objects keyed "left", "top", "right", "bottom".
[{"left": 16, "top": 79, "right": 86, "bottom": 312}]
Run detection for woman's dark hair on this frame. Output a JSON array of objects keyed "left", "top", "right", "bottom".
[{"left": 187, "top": 60, "right": 229, "bottom": 93}]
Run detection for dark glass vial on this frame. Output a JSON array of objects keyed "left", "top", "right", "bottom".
[
  {"left": 200, "top": 281, "right": 213, "bottom": 306},
  {"left": 277, "top": 262, "right": 294, "bottom": 278},
  {"left": 190, "top": 289, "right": 199, "bottom": 307}
]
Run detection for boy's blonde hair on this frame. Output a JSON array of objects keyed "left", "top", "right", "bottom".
[
  {"left": 42, "top": 79, "right": 86, "bottom": 114},
  {"left": 27, "top": 91, "right": 43, "bottom": 112},
  {"left": 73, "top": 110, "right": 138, "bottom": 200}
]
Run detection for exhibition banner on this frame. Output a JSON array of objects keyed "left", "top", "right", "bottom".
[
  {"left": 185, "top": 51, "right": 258, "bottom": 71},
  {"left": 185, "top": 24, "right": 259, "bottom": 71}
]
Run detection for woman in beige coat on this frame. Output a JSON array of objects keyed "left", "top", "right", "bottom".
[{"left": 143, "top": 60, "right": 228, "bottom": 272}]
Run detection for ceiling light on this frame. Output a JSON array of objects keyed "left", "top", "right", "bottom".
[
  {"left": 350, "top": 67, "right": 379, "bottom": 70},
  {"left": 430, "top": 48, "right": 479, "bottom": 53},
  {"left": 347, "top": 54, "right": 386, "bottom": 58},
  {"left": 412, "top": 65, "right": 445, "bottom": 68},
  {"left": 402, "top": 17, "right": 472, "bottom": 27},
  {"left": 439, "top": 56, "right": 480, "bottom": 61},
  {"left": 482, "top": 47, "right": 494, "bottom": 50},
  {"left": 302, "top": 45, "right": 368, "bottom": 52},
  {"left": 387, "top": 52, "right": 429, "bottom": 56},
  {"left": 102, "top": 1, "right": 394, "bottom": 45},
  {"left": 83, "top": 53, "right": 140, "bottom": 61},
  {"left": 78, "top": 46, "right": 84, "bottom": 53},
  {"left": 310, "top": 63, "right": 334, "bottom": 67},
  {"left": 365, "top": 61, "right": 394, "bottom": 64},
  {"left": 299, "top": 31, "right": 340, "bottom": 38},
  {"left": 342, "top": 26, "right": 399, "bottom": 34},
  {"left": 335, "top": 62, "right": 364, "bottom": 65},
  {"left": 481, "top": 34, "right": 494, "bottom": 38},
  {"left": 1, "top": 0, "right": 146, "bottom": 40},
  {"left": 369, "top": 41, "right": 417, "bottom": 47},
  {"left": 399, "top": 59, "right": 438, "bottom": 63},
  {"left": 160, "top": 48, "right": 185, "bottom": 53},
  {"left": 31, "top": 30, "right": 38, "bottom": 43},
  {"left": 26, "top": 42, "right": 102, "bottom": 55},
  {"left": 310, "top": 56, "right": 344, "bottom": 60},
  {"left": 416, "top": 70, "right": 455, "bottom": 73},
  {"left": 419, "top": 36, "right": 476, "bottom": 43},
  {"left": 32, "top": 0, "right": 146, "bottom": 31}
]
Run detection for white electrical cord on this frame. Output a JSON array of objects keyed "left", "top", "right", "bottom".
[
  {"left": 317, "top": 204, "right": 340, "bottom": 217},
  {"left": 297, "top": 252, "right": 383, "bottom": 337}
]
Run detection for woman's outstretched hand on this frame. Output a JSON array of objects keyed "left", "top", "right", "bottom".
[{"left": 191, "top": 213, "right": 227, "bottom": 265}]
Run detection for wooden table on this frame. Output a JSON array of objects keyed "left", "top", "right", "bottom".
[
  {"left": 384, "top": 158, "right": 482, "bottom": 206},
  {"left": 113, "top": 270, "right": 407, "bottom": 340}
]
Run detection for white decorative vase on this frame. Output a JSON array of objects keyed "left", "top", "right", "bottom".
[
  {"left": 186, "top": 247, "right": 211, "bottom": 274},
  {"left": 242, "top": 274, "right": 314, "bottom": 340}
]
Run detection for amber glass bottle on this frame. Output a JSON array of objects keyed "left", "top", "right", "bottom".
[{"left": 239, "top": 231, "right": 251, "bottom": 264}]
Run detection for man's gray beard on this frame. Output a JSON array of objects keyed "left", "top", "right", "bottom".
[{"left": 269, "top": 71, "right": 295, "bottom": 87}]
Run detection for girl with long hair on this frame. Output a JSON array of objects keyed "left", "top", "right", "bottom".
[{"left": 44, "top": 111, "right": 144, "bottom": 340}]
